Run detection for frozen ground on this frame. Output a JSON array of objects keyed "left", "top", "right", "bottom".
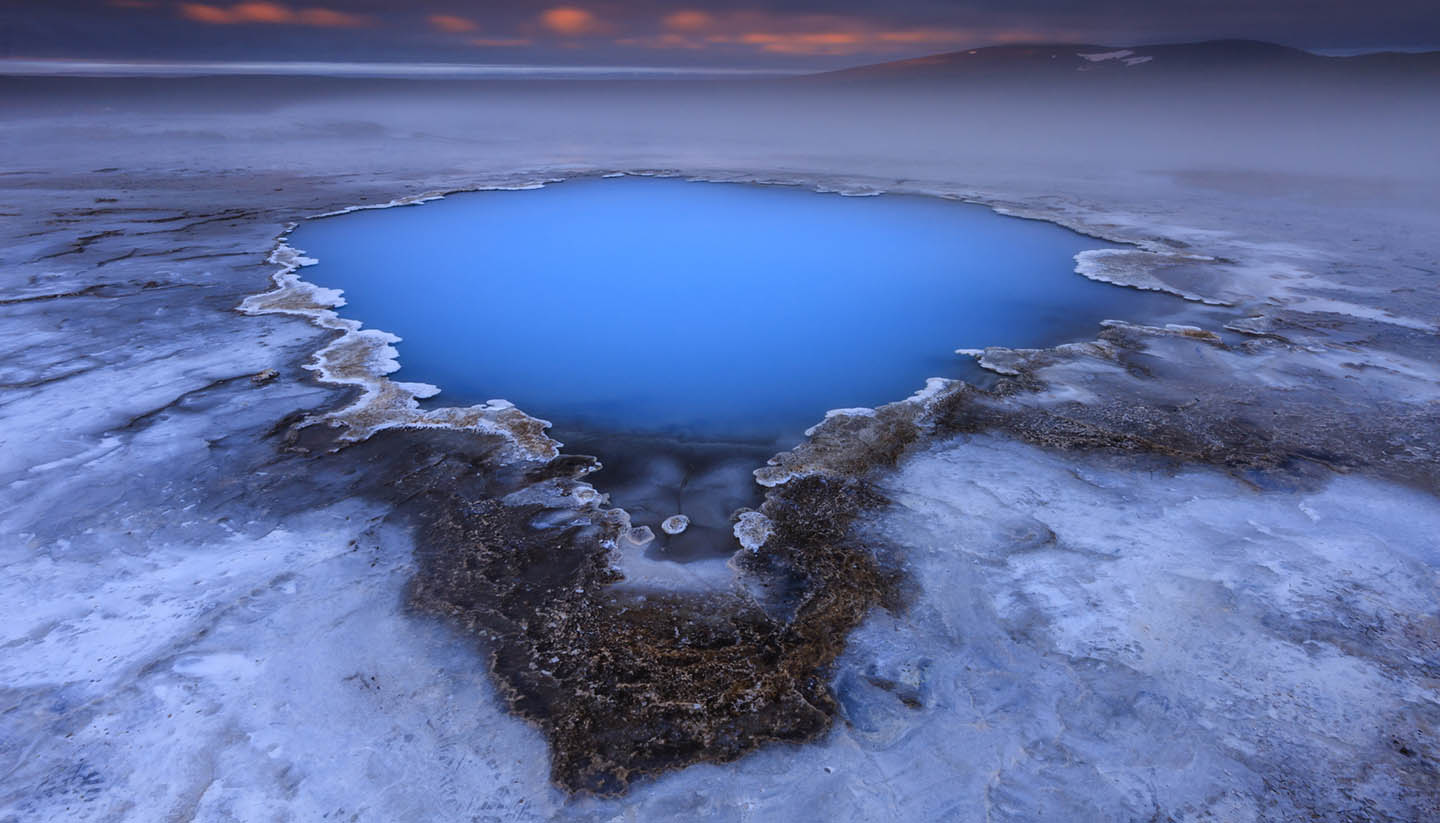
[{"left": 1, "top": 75, "right": 1438, "bottom": 820}]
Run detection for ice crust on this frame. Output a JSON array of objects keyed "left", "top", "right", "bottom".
[
  {"left": 731, "top": 510, "right": 775, "bottom": 552},
  {"left": 239, "top": 241, "right": 560, "bottom": 460}
]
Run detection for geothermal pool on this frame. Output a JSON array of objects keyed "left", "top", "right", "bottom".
[{"left": 293, "top": 177, "right": 1180, "bottom": 444}]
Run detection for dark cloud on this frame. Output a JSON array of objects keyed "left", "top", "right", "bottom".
[{"left": 3, "top": 1, "right": 1438, "bottom": 67}]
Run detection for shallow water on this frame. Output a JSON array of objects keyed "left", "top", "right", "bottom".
[{"left": 296, "top": 177, "right": 1178, "bottom": 440}]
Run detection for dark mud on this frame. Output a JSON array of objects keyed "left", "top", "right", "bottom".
[
  {"left": 393, "top": 440, "right": 900, "bottom": 794},
  {"left": 276, "top": 415, "right": 901, "bottom": 795}
]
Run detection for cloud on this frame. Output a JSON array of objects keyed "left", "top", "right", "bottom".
[
  {"left": 540, "top": 6, "right": 601, "bottom": 36},
  {"left": 296, "top": 8, "right": 366, "bottom": 26},
  {"left": 717, "top": 26, "right": 1039, "bottom": 56},
  {"left": 177, "top": 2, "right": 368, "bottom": 27},
  {"left": 736, "top": 31, "right": 860, "bottom": 54},
  {"left": 178, "top": 2, "right": 284, "bottom": 24},
  {"left": 662, "top": 10, "right": 714, "bottom": 32},
  {"left": 428, "top": 13, "right": 477, "bottom": 33},
  {"left": 877, "top": 29, "right": 987, "bottom": 45},
  {"left": 604, "top": 10, "right": 1052, "bottom": 56},
  {"left": 621, "top": 11, "right": 984, "bottom": 56}
]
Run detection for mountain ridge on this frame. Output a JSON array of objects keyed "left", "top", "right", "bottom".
[{"left": 818, "top": 39, "right": 1440, "bottom": 81}]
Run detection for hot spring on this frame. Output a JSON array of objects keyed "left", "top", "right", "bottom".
[{"left": 292, "top": 176, "right": 1185, "bottom": 555}]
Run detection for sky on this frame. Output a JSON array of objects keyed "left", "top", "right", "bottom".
[{"left": 4, "top": 1, "right": 1439, "bottom": 69}]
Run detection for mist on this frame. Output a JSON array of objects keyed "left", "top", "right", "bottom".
[{"left": 4, "top": 68, "right": 1436, "bottom": 189}]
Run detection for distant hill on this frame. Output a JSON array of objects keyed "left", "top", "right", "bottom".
[{"left": 819, "top": 39, "right": 1440, "bottom": 82}]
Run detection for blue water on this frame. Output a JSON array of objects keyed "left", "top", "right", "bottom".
[{"left": 294, "top": 178, "right": 1176, "bottom": 442}]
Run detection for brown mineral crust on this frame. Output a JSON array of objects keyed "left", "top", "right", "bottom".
[
  {"left": 742, "top": 474, "right": 905, "bottom": 622},
  {"left": 402, "top": 462, "right": 901, "bottom": 795},
  {"left": 929, "top": 327, "right": 1440, "bottom": 494}
]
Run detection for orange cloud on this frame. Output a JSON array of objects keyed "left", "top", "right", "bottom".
[
  {"left": 662, "top": 10, "right": 714, "bottom": 32},
  {"left": 179, "top": 3, "right": 239, "bottom": 23},
  {"left": 178, "top": 2, "right": 367, "bottom": 26},
  {"left": 180, "top": 2, "right": 288, "bottom": 23},
  {"left": 296, "top": 7, "right": 365, "bottom": 26},
  {"left": 659, "top": 12, "right": 1013, "bottom": 56},
  {"left": 738, "top": 31, "right": 862, "bottom": 55},
  {"left": 428, "top": 13, "right": 478, "bottom": 33},
  {"left": 730, "top": 29, "right": 986, "bottom": 55},
  {"left": 876, "top": 28, "right": 996, "bottom": 45},
  {"left": 605, "top": 11, "right": 992, "bottom": 56},
  {"left": 540, "top": 6, "right": 600, "bottom": 36}
]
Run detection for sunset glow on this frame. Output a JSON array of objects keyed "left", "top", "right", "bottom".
[
  {"left": 540, "top": 6, "right": 602, "bottom": 36},
  {"left": 427, "top": 14, "right": 477, "bottom": 34},
  {"left": 20, "top": 0, "right": 1437, "bottom": 66},
  {"left": 662, "top": 10, "right": 715, "bottom": 32},
  {"left": 144, "top": 3, "right": 1048, "bottom": 59},
  {"left": 178, "top": 2, "right": 368, "bottom": 27}
]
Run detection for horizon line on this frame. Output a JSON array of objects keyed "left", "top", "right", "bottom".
[
  {"left": 3, "top": 41, "right": 1436, "bottom": 80},
  {"left": 0, "top": 58, "right": 812, "bottom": 79}
]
